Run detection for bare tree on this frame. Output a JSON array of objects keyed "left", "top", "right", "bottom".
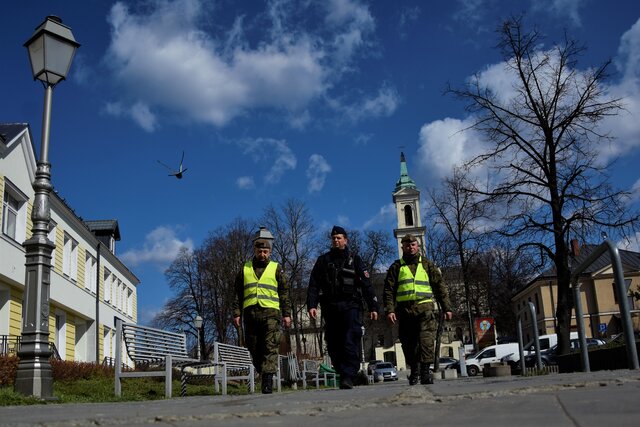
[
  {"left": 202, "top": 218, "right": 255, "bottom": 346},
  {"left": 347, "top": 229, "right": 396, "bottom": 273},
  {"left": 485, "top": 243, "right": 539, "bottom": 338},
  {"left": 261, "top": 198, "right": 316, "bottom": 354},
  {"left": 152, "top": 218, "right": 254, "bottom": 356},
  {"left": 153, "top": 246, "right": 210, "bottom": 358},
  {"left": 448, "top": 17, "right": 638, "bottom": 354},
  {"left": 428, "top": 168, "right": 490, "bottom": 349}
]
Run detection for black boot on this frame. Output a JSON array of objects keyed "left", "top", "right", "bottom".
[
  {"left": 261, "top": 373, "right": 273, "bottom": 394},
  {"left": 420, "top": 364, "right": 433, "bottom": 385},
  {"left": 408, "top": 365, "right": 419, "bottom": 386}
]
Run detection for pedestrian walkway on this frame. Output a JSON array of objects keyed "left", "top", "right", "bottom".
[{"left": 1, "top": 369, "right": 639, "bottom": 426}]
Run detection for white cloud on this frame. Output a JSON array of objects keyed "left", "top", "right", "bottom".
[
  {"left": 104, "top": 0, "right": 383, "bottom": 130},
  {"left": 307, "top": 154, "right": 332, "bottom": 193},
  {"left": 631, "top": 178, "right": 640, "bottom": 203},
  {"left": 237, "top": 138, "right": 297, "bottom": 184},
  {"left": 136, "top": 305, "right": 163, "bottom": 326},
  {"left": 130, "top": 102, "right": 157, "bottom": 132},
  {"left": 363, "top": 203, "right": 396, "bottom": 229},
  {"left": 617, "top": 232, "right": 640, "bottom": 252},
  {"left": 598, "top": 18, "right": 640, "bottom": 160},
  {"left": 398, "top": 5, "right": 421, "bottom": 40},
  {"left": 355, "top": 133, "right": 373, "bottom": 145},
  {"left": 120, "top": 226, "right": 194, "bottom": 268},
  {"left": 236, "top": 176, "right": 255, "bottom": 190},
  {"left": 103, "top": 101, "right": 157, "bottom": 132},
  {"left": 416, "top": 117, "right": 486, "bottom": 181},
  {"left": 532, "top": 0, "right": 585, "bottom": 27},
  {"left": 325, "top": 0, "right": 376, "bottom": 66},
  {"left": 336, "top": 215, "right": 350, "bottom": 226},
  {"left": 330, "top": 83, "right": 400, "bottom": 122}
]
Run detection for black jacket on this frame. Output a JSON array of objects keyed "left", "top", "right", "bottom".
[{"left": 307, "top": 247, "right": 379, "bottom": 312}]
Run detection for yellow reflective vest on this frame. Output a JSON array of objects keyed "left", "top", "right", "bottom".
[
  {"left": 243, "top": 261, "right": 280, "bottom": 310},
  {"left": 396, "top": 257, "right": 433, "bottom": 303}
]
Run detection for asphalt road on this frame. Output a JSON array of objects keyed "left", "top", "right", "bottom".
[{"left": 1, "top": 369, "right": 639, "bottom": 426}]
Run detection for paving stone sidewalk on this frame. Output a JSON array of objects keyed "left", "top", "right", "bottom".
[{"left": 1, "top": 369, "right": 639, "bottom": 426}]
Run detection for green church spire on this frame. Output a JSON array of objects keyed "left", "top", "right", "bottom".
[{"left": 395, "top": 151, "right": 416, "bottom": 191}]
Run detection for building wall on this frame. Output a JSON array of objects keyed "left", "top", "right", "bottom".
[
  {"left": 0, "top": 126, "right": 139, "bottom": 364},
  {"left": 513, "top": 269, "right": 640, "bottom": 343}
]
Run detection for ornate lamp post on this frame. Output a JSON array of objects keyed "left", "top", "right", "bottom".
[
  {"left": 194, "top": 315, "right": 203, "bottom": 360},
  {"left": 15, "top": 16, "right": 79, "bottom": 398}
]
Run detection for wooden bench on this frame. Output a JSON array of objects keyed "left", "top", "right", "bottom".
[{"left": 114, "top": 319, "right": 223, "bottom": 398}]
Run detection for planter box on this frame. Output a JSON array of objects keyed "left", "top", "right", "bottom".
[{"left": 556, "top": 341, "right": 640, "bottom": 373}]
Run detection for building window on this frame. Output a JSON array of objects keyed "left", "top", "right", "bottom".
[
  {"left": 534, "top": 293, "right": 540, "bottom": 314},
  {"left": 47, "top": 221, "right": 57, "bottom": 267},
  {"left": 62, "top": 233, "right": 78, "bottom": 280},
  {"left": 84, "top": 253, "right": 97, "bottom": 294},
  {"left": 104, "top": 269, "right": 111, "bottom": 302},
  {"left": 404, "top": 205, "right": 414, "bottom": 226},
  {"left": 127, "top": 289, "right": 133, "bottom": 317},
  {"left": 2, "top": 182, "right": 27, "bottom": 242}
]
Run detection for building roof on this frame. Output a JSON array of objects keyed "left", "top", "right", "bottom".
[
  {"left": 394, "top": 152, "right": 417, "bottom": 191},
  {"left": 84, "top": 219, "right": 121, "bottom": 240},
  {"left": 0, "top": 123, "right": 28, "bottom": 146},
  {"left": 515, "top": 243, "right": 640, "bottom": 296}
]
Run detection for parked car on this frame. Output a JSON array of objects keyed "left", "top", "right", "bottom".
[
  {"left": 524, "top": 338, "right": 606, "bottom": 367},
  {"left": 367, "top": 360, "right": 383, "bottom": 375},
  {"left": 428, "top": 357, "right": 458, "bottom": 372},
  {"left": 373, "top": 362, "right": 398, "bottom": 382}
]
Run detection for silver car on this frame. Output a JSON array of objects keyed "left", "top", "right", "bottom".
[{"left": 373, "top": 362, "right": 398, "bottom": 382}]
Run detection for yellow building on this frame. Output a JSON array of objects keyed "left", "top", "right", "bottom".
[
  {"left": 512, "top": 245, "right": 640, "bottom": 344},
  {"left": 0, "top": 123, "right": 139, "bottom": 363}
]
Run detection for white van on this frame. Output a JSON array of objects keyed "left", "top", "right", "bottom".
[
  {"left": 526, "top": 332, "right": 578, "bottom": 351},
  {"left": 463, "top": 343, "right": 520, "bottom": 376}
]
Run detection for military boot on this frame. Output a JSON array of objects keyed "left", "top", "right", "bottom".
[
  {"left": 420, "top": 364, "right": 433, "bottom": 385},
  {"left": 408, "top": 365, "right": 419, "bottom": 386},
  {"left": 261, "top": 373, "right": 273, "bottom": 394}
]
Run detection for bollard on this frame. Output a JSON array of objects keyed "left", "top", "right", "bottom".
[{"left": 181, "top": 370, "right": 187, "bottom": 397}]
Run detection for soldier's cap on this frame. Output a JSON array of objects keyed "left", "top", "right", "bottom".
[
  {"left": 331, "top": 225, "right": 347, "bottom": 237},
  {"left": 401, "top": 234, "right": 418, "bottom": 243},
  {"left": 254, "top": 238, "right": 272, "bottom": 249}
]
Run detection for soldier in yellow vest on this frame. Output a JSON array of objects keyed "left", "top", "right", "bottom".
[
  {"left": 233, "top": 235, "right": 291, "bottom": 394},
  {"left": 383, "top": 234, "right": 453, "bottom": 385}
]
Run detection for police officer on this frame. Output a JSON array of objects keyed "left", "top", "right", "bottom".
[
  {"left": 232, "top": 232, "right": 291, "bottom": 394},
  {"left": 307, "top": 226, "right": 379, "bottom": 389},
  {"left": 383, "top": 234, "right": 453, "bottom": 385}
]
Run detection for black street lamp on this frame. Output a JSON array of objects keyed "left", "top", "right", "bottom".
[{"left": 15, "top": 16, "right": 79, "bottom": 398}]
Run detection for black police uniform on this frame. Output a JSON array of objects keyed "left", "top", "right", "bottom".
[{"left": 307, "top": 246, "right": 379, "bottom": 384}]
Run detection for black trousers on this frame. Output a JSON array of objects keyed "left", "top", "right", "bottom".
[{"left": 322, "top": 301, "right": 362, "bottom": 379}]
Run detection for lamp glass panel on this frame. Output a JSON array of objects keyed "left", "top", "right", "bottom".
[
  {"left": 43, "top": 33, "right": 76, "bottom": 80},
  {"left": 27, "top": 35, "right": 45, "bottom": 79}
]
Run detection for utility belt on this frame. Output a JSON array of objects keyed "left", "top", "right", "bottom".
[{"left": 397, "top": 299, "right": 436, "bottom": 312}]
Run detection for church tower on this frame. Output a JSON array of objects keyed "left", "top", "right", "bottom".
[{"left": 392, "top": 152, "right": 426, "bottom": 257}]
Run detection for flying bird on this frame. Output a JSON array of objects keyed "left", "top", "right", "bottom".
[{"left": 157, "top": 151, "right": 188, "bottom": 179}]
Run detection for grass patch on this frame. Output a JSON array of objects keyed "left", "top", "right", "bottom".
[{"left": 0, "top": 376, "right": 248, "bottom": 405}]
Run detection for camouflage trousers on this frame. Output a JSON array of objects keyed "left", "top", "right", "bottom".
[
  {"left": 396, "top": 302, "right": 438, "bottom": 368},
  {"left": 243, "top": 306, "right": 282, "bottom": 374}
]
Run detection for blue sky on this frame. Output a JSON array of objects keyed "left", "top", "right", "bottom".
[{"left": 2, "top": 0, "right": 640, "bottom": 325}]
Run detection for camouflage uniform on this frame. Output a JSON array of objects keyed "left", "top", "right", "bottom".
[
  {"left": 383, "top": 254, "right": 451, "bottom": 377},
  {"left": 233, "top": 260, "right": 290, "bottom": 374}
]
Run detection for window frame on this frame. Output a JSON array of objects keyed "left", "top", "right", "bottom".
[
  {"left": 62, "top": 233, "right": 78, "bottom": 280},
  {"left": 2, "top": 181, "right": 28, "bottom": 243}
]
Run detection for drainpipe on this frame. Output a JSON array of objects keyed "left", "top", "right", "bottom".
[{"left": 95, "top": 243, "right": 100, "bottom": 364}]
